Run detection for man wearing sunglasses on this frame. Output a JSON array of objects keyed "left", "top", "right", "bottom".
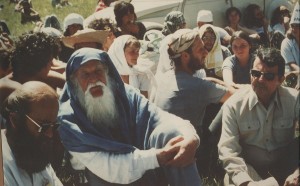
[
  {"left": 218, "top": 47, "right": 299, "bottom": 186},
  {"left": 0, "top": 81, "right": 62, "bottom": 185}
]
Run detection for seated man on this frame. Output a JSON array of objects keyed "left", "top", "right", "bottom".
[
  {"left": 0, "top": 81, "right": 62, "bottom": 185},
  {"left": 0, "top": 32, "right": 65, "bottom": 105},
  {"left": 218, "top": 47, "right": 299, "bottom": 186},
  {"left": 58, "top": 48, "right": 201, "bottom": 186}
]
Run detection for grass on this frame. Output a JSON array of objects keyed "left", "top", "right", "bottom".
[{"left": 0, "top": 0, "right": 96, "bottom": 38}]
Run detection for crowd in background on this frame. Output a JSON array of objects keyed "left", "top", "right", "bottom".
[{"left": 0, "top": 0, "right": 299, "bottom": 185}]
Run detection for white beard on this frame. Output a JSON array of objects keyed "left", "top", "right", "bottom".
[{"left": 74, "top": 77, "right": 119, "bottom": 130}]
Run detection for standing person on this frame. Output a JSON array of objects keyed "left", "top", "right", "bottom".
[
  {"left": 199, "top": 24, "right": 232, "bottom": 79},
  {"left": 222, "top": 31, "right": 255, "bottom": 88},
  {"left": 108, "top": 35, "right": 153, "bottom": 98},
  {"left": 218, "top": 47, "right": 299, "bottom": 186},
  {"left": 58, "top": 47, "right": 202, "bottom": 186},
  {"left": 1, "top": 81, "right": 62, "bottom": 186}
]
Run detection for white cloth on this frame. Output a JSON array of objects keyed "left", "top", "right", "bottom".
[
  {"left": 198, "top": 24, "right": 224, "bottom": 77},
  {"left": 1, "top": 130, "right": 62, "bottom": 186},
  {"left": 108, "top": 35, "right": 155, "bottom": 92},
  {"left": 70, "top": 148, "right": 159, "bottom": 184}
]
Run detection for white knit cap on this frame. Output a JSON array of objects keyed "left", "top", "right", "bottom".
[
  {"left": 63, "top": 13, "right": 84, "bottom": 32},
  {"left": 197, "top": 10, "right": 213, "bottom": 23},
  {"left": 290, "top": 2, "right": 300, "bottom": 24}
]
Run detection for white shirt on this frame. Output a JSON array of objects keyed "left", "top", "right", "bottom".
[{"left": 2, "top": 130, "right": 62, "bottom": 186}]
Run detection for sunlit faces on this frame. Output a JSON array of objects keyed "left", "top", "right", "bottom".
[
  {"left": 202, "top": 31, "right": 216, "bottom": 52},
  {"left": 251, "top": 58, "right": 284, "bottom": 102},
  {"left": 124, "top": 42, "right": 140, "bottom": 67},
  {"left": 231, "top": 38, "right": 250, "bottom": 59},
  {"left": 187, "top": 36, "right": 208, "bottom": 71},
  {"left": 75, "top": 60, "right": 108, "bottom": 97}
]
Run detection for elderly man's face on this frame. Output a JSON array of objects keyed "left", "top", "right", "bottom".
[
  {"left": 75, "top": 60, "right": 107, "bottom": 97},
  {"left": 251, "top": 58, "right": 284, "bottom": 102}
]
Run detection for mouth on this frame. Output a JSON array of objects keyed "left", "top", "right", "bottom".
[{"left": 89, "top": 85, "right": 103, "bottom": 97}]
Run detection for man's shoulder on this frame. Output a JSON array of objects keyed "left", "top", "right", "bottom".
[
  {"left": 225, "top": 85, "right": 252, "bottom": 106},
  {"left": 278, "top": 86, "right": 299, "bottom": 100}
]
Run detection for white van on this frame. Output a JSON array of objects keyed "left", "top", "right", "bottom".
[{"left": 132, "top": 0, "right": 296, "bottom": 29}]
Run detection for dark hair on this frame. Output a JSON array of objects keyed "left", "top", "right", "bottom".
[
  {"left": 114, "top": 1, "right": 136, "bottom": 27},
  {"left": 244, "top": 4, "right": 263, "bottom": 28},
  {"left": 0, "top": 49, "right": 11, "bottom": 72},
  {"left": 225, "top": 7, "right": 242, "bottom": 22},
  {"left": 88, "top": 18, "right": 117, "bottom": 33},
  {"left": 253, "top": 47, "right": 285, "bottom": 77},
  {"left": 11, "top": 32, "right": 57, "bottom": 78},
  {"left": 230, "top": 31, "right": 252, "bottom": 47}
]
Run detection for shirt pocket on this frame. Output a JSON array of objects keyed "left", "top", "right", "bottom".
[
  {"left": 272, "top": 119, "right": 294, "bottom": 143},
  {"left": 239, "top": 120, "right": 260, "bottom": 138}
]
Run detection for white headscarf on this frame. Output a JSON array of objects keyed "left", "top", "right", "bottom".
[{"left": 198, "top": 24, "right": 223, "bottom": 77}]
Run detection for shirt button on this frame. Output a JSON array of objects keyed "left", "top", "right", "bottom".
[
  {"left": 266, "top": 139, "right": 269, "bottom": 142},
  {"left": 266, "top": 120, "right": 268, "bottom": 122},
  {"left": 248, "top": 126, "right": 251, "bottom": 129}
]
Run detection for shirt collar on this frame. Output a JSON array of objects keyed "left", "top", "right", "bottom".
[{"left": 248, "top": 88, "right": 280, "bottom": 110}]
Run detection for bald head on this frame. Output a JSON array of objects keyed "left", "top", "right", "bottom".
[{"left": 2, "top": 81, "right": 58, "bottom": 121}]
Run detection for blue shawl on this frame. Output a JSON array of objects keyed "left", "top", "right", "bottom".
[{"left": 58, "top": 48, "right": 161, "bottom": 153}]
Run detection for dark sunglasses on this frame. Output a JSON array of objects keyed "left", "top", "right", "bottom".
[
  {"left": 250, "top": 69, "right": 276, "bottom": 81},
  {"left": 25, "top": 114, "right": 59, "bottom": 133}
]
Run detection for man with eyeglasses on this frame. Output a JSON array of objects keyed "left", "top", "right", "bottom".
[
  {"left": 0, "top": 81, "right": 62, "bottom": 185},
  {"left": 218, "top": 47, "right": 299, "bottom": 186}
]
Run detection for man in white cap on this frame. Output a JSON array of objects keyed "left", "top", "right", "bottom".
[{"left": 195, "top": 9, "right": 231, "bottom": 46}]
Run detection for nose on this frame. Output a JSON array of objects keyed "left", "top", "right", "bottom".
[{"left": 43, "top": 128, "right": 54, "bottom": 138}]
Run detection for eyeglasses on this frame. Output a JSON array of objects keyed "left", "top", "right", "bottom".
[
  {"left": 250, "top": 69, "right": 277, "bottom": 81},
  {"left": 202, "top": 36, "right": 216, "bottom": 41},
  {"left": 25, "top": 114, "right": 59, "bottom": 133}
]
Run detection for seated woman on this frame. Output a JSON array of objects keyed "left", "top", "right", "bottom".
[
  {"left": 17, "top": 0, "right": 41, "bottom": 24},
  {"left": 108, "top": 35, "right": 154, "bottom": 98},
  {"left": 222, "top": 31, "right": 255, "bottom": 89},
  {"left": 198, "top": 24, "right": 232, "bottom": 79}
]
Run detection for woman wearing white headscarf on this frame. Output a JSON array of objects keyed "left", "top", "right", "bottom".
[
  {"left": 198, "top": 24, "right": 231, "bottom": 79},
  {"left": 108, "top": 35, "right": 155, "bottom": 98}
]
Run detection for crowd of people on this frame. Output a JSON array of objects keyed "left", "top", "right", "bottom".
[{"left": 0, "top": 0, "right": 299, "bottom": 186}]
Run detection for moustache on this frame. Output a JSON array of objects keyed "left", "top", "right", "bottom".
[
  {"left": 254, "top": 82, "right": 267, "bottom": 89},
  {"left": 86, "top": 81, "right": 106, "bottom": 92}
]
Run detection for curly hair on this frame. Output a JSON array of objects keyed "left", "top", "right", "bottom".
[
  {"left": 88, "top": 18, "right": 117, "bottom": 33},
  {"left": 10, "top": 32, "right": 58, "bottom": 78}
]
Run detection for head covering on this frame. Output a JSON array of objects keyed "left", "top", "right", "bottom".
[
  {"left": 290, "top": 2, "right": 300, "bottom": 24},
  {"left": 168, "top": 29, "right": 199, "bottom": 59},
  {"left": 41, "top": 27, "right": 63, "bottom": 38},
  {"left": 63, "top": 13, "right": 84, "bottom": 32},
  {"left": 162, "top": 11, "right": 186, "bottom": 35},
  {"left": 58, "top": 48, "right": 135, "bottom": 153},
  {"left": 197, "top": 10, "right": 213, "bottom": 23},
  {"left": 62, "top": 28, "right": 109, "bottom": 48},
  {"left": 198, "top": 24, "right": 223, "bottom": 77}
]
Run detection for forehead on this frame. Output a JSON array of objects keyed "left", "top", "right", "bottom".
[
  {"left": 252, "top": 57, "right": 278, "bottom": 72},
  {"left": 77, "top": 60, "right": 105, "bottom": 72}
]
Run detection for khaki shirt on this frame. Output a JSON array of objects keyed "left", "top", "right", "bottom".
[{"left": 218, "top": 85, "right": 299, "bottom": 185}]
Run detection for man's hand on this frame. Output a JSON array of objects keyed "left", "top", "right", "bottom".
[
  {"left": 284, "top": 168, "right": 300, "bottom": 186},
  {"left": 156, "top": 135, "right": 199, "bottom": 167}
]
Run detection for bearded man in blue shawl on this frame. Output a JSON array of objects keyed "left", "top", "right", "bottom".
[{"left": 58, "top": 47, "right": 201, "bottom": 186}]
